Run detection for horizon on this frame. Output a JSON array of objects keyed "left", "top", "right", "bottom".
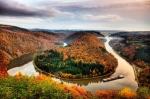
[
  {"left": 1, "top": 23, "right": 150, "bottom": 32},
  {"left": 0, "top": 0, "right": 150, "bottom": 31}
]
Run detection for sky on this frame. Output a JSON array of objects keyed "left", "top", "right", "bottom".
[{"left": 0, "top": 0, "right": 150, "bottom": 31}]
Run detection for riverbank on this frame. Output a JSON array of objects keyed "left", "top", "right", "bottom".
[
  {"left": 33, "top": 58, "right": 115, "bottom": 81},
  {"left": 80, "top": 36, "right": 138, "bottom": 92},
  {"left": 7, "top": 36, "right": 138, "bottom": 92},
  {"left": 109, "top": 34, "right": 150, "bottom": 88},
  {"left": 8, "top": 53, "right": 34, "bottom": 70}
]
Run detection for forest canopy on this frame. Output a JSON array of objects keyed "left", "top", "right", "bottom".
[{"left": 34, "top": 50, "right": 105, "bottom": 79}]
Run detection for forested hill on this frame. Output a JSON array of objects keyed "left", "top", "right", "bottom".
[
  {"left": 0, "top": 24, "right": 64, "bottom": 76},
  {"left": 64, "top": 31, "right": 104, "bottom": 44},
  {"left": 59, "top": 33, "right": 117, "bottom": 74}
]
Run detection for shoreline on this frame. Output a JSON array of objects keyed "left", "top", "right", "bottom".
[{"left": 33, "top": 58, "right": 115, "bottom": 81}]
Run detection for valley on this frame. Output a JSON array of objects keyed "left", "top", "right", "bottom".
[{"left": 0, "top": 24, "right": 149, "bottom": 99}]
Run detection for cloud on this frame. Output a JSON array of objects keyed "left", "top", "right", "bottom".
[
  {"left": 0, "top": 0, "right": 54, "bottom": 17},
  {"left": 48, "top": 8, "right": 75, "bottom": 18},
  {"left": 46, "top": 0, "right": 150, "bottom": 13},
  {"left": 0, "top": 0, "right": 149, "bottom": 30},
  {"left": 82, "top": 14, "right": 122, "bottom": 22}
]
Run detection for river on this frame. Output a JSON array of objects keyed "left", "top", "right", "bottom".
[{"left": 7, "top": 36, "right": 138, "bottom": 92}]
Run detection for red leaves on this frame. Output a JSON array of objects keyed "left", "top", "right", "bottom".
[
  {"left": 96, "top": 90, "right": 117, "bottom": 99},
  {"left": 63, "top": 85, "right": 91, "bottom": 99},
  {"left": 0, "top": 66, "right": 8, "bottom": 77},
  {"left": 0, "top": 50, "right": 9, "bottom": 77}
]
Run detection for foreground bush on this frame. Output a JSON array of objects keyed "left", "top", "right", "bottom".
[
  {"left": 95, "top": 90, "right": 118, "bottom": 99},
  {"left": 0, "top": 74, "right": 71, "bottom": 99},
  {"left": 118, "top": 87, "right": 137, "bottom": 99},
  {"left": 137, "top": 86, "right": 150, "bottom": 99},
  {"left": 0, "top": 74, "right": 150, "bottom": 99},
  {"left": 0, "top": 74, "right": 92, "bottom": 99},
  {"left": 95, "top": 87, "right": 150, "bottom": 99}
]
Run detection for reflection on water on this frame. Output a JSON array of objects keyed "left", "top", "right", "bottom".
[
  {"left": 8, "top": 61, "right": 39, "bottom": 76},
  {"left": 61, "top": 78, "right": 103, "bottom": 86},
  {"left": 7, "top": 36, "right": 138, "bottom": 92}
]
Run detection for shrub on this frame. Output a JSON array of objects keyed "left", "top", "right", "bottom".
[
  {"left": 138, "top": 68, "right": 150, "bottom": 88},
  {"left": 118, "top": 87, "right": 137, "bottom": 99},
  {"left": 95, "top": 90, "right": 117, "bottom": 99},
  {"left": 137, "top": 86, "right": 150, "bottom": 99},
  {"left": 0, "top": 75, "right": 71, "bottom": 99}
]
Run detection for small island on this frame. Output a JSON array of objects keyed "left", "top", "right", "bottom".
[{"left": 34, "top": 33, "right": 118, "bottom": 79}]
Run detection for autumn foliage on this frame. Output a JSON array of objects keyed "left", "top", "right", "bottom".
[
  {"left": 0, "top": 50, "right": 9, "bottom": 76},
  {"left": 95, "top": 88, "right": 139, "bottom": 99},
  {"left": 0, "top": 73, "right": 150, "bottom": 99},
  {"left": 58, "top": 33, "right": 117, "bottom": 73},
  {"left": 95, "top": 90, "right": 118, "bottom": 99},
  {"left": 118, "top": 88, "right": 137, "bottom": 99},
  {"left": 0, "top": 73, "right": 93, "bottom": 99},
  {"left": 0, "top": 24, "right": 62, "bottom": 76},
  {"left": 139, "top": 68, "right": 150, "bottom": 88}
]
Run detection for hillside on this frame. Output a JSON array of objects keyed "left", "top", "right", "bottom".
[
  {"left": 110, "top": 32, "right": 150, "bottom": 88},
  {"left": 65, "top": 31, "right": 104, "bottom": 44},
  {"left": 34, "top": 33, "right": 117, "bottom": 78},
  {"left": 110, "top": 32, "right": 150, "bottom": 68},
  {"left": 59, "top": 33, "right": 117, "bottom": 74},
  {"left": 0, "top": 24, "right": 63, "bottom": 76}
]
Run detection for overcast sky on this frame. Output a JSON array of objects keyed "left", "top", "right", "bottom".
[{"left": 0, "top": 0, "right": 150, "bottom": 31}]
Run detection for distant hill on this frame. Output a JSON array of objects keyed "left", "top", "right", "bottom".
[
  {"left": 110, "top": 31, "right": 150, "bottom": 37},
  {"left": 0, "top": 24, "right": 30, "bottom": 32},
  {"left": 64, "top": 31, "right": 104, "bottom": 44}
]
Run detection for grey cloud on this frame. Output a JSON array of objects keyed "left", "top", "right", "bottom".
[{"left": 0, "top": 0, "right": 54, "bottom": 17}]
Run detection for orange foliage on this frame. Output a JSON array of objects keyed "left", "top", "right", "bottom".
[
  {"left": 14, "top": 73, "right": 91, "bottom": 99},
  {"left": 6, "top": 73, "right": 150, "bottom": 99},
  {"left": 95, "top": 90, "right": 117, "bottom": 99},
  {"left": 0, "top": 50, "right": 9, "bottom": 77},
  {"left": 15, "top": 72, "right": 23, "bottom": 80},
  {"left": 0, "top": 24, "right": 61, "bottom": 77},
  {"left": 58, "top": 33, "right": 117, "bottom": 73},
  {"left": 35, "top": 74, "right": 48, "bottom": 81},
  {"left": 119, "top": 87, "right": 137, "bottom": 99},
  {"left": 63, "top": 85, "right": 91, "bottom": 99}
]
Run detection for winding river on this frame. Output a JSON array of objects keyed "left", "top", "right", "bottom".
[{"left": 7, "top": 36, "right": 138, "bottom": 92}]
